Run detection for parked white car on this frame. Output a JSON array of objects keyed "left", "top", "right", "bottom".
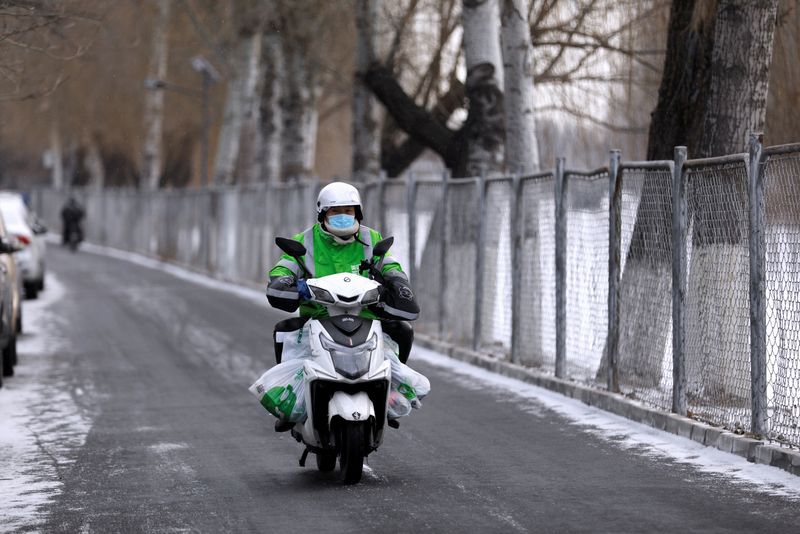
[{"left": 0, "top": 193, "right": 47, "bottom": 299}]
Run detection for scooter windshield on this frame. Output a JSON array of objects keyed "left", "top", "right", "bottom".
[{"left": 319, "top": 333, "right": 378, "bottom": 379}]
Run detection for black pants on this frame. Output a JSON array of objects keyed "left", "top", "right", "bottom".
[{"left": 272, "top": 317, "right": 413, "bottom": 364}]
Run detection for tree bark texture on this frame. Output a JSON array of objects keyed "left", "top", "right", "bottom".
[
  {"left": 141, "top": 0, "right": 171, "bottom": 190},
  {"left": 698, "top": 0, "right": 779, "bottom": 158},
  {"left": 281, "top": 39, "right": 318, "bottom": 180},
  {"left": 213, "top": 30, "right": 264, "bottom": 185},
  {"left": 500, "top": 0, "right": 539, "bottom": 174},
  {"left": 236, "top": 30, "right": 267, "bottom": 185},
  {"left": 351, "top": 0, "right": 381, "bottom": 182},
  {"left": 462, "top": 0, "right": 505, "bottom": 176},
  {"left": 254, "top": 33, "right": 284, "bottom": 184}
]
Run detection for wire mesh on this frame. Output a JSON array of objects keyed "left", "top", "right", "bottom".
[
  {"left": 517, "top": 173, "right": 556, "bottom": 370},
  {"left": 762, "top": 149, "right": 800, "bottom": 446},
  {"left": 564, "top": 170, "right": 609, "bottom": 382},
  {"left": 441, "top": 179, "right": 480, "bottom": 345},
  {"left": 381, "top": 180, "right": 411, "bottom": 272},
  {"left": 412, "top": 178, "right": 445, "bottom": 336},
  {"left": 615, "top": 165, "right": 674, "bottom": 410},
  {"left": 684, "top": 158, "right": 751, "bottom": 432},
  {"left": 478, "top": 178, "right": 514, "bottom": 354}
]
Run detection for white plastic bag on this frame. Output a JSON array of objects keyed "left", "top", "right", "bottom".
[
  {"left": 278, "top": 323, "right": 314, "bottom": 362},
  {"left": 249, "top": 359, "right": 307, "bottom": 422},
  {"left": 383, "top": 334, "right": 431, "bottom": 416}
]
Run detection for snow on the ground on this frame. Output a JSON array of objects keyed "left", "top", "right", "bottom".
[
  {"left": 72, "top": 243, "right": 800, "bottom": 500},
  {"left": 412, "top": 345, "right": 800, "bottom": 500},
  {"left": 0, "top": 274, "right": 94, "bottom": 532}
]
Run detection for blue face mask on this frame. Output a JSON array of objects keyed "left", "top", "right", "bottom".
[{"left": 327, "top": 214, "right": 356, "bottom": 230}]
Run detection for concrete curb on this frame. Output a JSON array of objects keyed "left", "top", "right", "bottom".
[{"left": 415, "top": 334, "right": 800, "bottom": 477}]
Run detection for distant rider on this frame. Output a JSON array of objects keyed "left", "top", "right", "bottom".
[{"left": 60, "top": 196, "right": 85, "bottom": 245}]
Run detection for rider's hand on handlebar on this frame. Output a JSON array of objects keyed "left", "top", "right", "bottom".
[{"left": 296, "top": 279, "right": 312, "bottom": 300}]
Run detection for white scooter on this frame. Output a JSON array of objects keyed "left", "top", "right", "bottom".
[{"left": 275, "top": 236, "right": 394, "bottom": 484}]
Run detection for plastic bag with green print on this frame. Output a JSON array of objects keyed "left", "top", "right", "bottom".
[{"left": 249, "top": 359, "right": 308, "bottom": 423}]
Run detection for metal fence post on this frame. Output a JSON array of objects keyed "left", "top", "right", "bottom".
[
  {"left": 748, "top": 132, "right": 767, "bottom": 436},
  {"left": 407, "top": 171, "right": 418, "bottom": 288},
  {"left": 438, "top": 169, "right": 450, "bottom": 339},
  {"left": 510, "top": 174, "right": 524, "bottom": 364},
  {"left": 472, "top": 171, "right": 488, "bottom": 351},
  {"left": 555, "top": 158, "right": 567, "bottom": 379},
  {"left": 607, "top": 150, "right": 622, "bottom": 392},
  {"left": 672, "top": 146, "right": 688, "bottom": 416}
]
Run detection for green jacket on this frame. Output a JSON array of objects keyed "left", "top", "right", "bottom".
[{"left": 269, "top": 223, "right": 403, "bottom": 318}]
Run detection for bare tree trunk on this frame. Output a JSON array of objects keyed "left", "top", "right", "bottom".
[
  {"left": 698, "top": 0, "right": 778, "bottom": 157},
  {"left": 141, "top": 0, "right": 171, "bottom": 190},
  {"left": 236, "top": 30, "right": 267, "bottom": 184},
  {"left": 214, "top": 30, "right": 264, "bottom": 185},
  {"left": 253, "top": 33, "right": 284, "bottom": 184},
  {"left": 352, "top": 0, "right": 381, "bottom": 183},
  {"left": 687, "top": 0, "right": 779, "bottom": 400},
  {"left": 462, "top": 0, "right": 505, "bottom": 177},
  {"left": 50, "top": 120, "right": 64, "bottom": 189},
  {"left": 281, "top": 40, "right": 318, "bottom": 180},
  {"left": 500, "top": 0, "right": 538, "bottom": 174},
  {"left": 84, "top": 132, "right": 105, "bottom": 189}
]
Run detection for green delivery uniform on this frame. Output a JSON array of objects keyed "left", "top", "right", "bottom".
[{"left": 267, "top": 223, "right": 412, "bottom": 320}]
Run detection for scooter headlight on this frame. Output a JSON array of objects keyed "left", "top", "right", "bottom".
[
  {"left": 360, "top": 287, "right": 381, "bottom": 306},
  {"left": 319, "top": 333, "right": 377, "bottom": 379},
  {"left": 308, "top": 284, "right": 335, "bottom": 304}
]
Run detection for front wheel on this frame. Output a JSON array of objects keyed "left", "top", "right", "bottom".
[{"left": 339, "top": 421, "right": 367, "bottom": 484}]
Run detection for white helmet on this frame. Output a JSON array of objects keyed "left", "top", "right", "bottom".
[{"left": 316, "top": 181, "right": 364, "bottom": 222}]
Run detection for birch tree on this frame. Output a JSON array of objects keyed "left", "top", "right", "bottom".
[
  {"left": 213, "top": 4, "right": 265, "bottom": 185},
  {"left": 351, "top": 0, "right": 381, "bottom": 182},
  {"left": 501, "top": 0, "right": 538, "bottom": 174},
  {"left": 141, "top": 0, "right": 171, "bottom": 190},
  {"left": 462, "top": 0, "right": 505, "bottom": 176},
  {"left": 252, "top": 32, "right": 284, "bottom": 184}
]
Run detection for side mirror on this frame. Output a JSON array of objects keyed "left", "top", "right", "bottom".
[
  {"left": 373, "top": 237, "right": 394, "bottom": 258},
  {"left": 275, "top": 237, "right": 306, "bottom": 258}
]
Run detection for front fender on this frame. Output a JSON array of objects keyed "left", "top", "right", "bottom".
[{"left": 328, "top": 391, "right": 374, "bottom": 423}]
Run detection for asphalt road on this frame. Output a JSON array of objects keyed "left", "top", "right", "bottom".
[{"left": 21, "top": 245, "right": 800, "bottom": 533}]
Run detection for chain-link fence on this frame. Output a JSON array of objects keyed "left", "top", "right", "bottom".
[
  {"left": 762, "top": 145, "right": 800, "bottom": 446},
  {"left": 615, "top": 162, "right": 675, "bottom": 410},
  {"left": 31, "top": 136, "right": 800, "bottom": 448}
]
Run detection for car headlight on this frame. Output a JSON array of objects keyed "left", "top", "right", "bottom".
[
  {"left": 319, "top": 333, "right": 377, "bottom": 379},
  {"left": 308, "top": 284, "right": 335, "bottom": 303},
  {"left": 360, "top": 288, "right": 380, "bottom": 306}
]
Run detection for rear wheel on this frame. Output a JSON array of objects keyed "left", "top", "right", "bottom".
[
  {"left": 24, "top": 282, "right": 38, "bottom": 300},
  {"left": 316, "top": 451, "right": 337, "bottom": 472},
  {"left": 2, "top": 338, "right": 14, "bottom": 377},
  {"left": 339, "top": 421, "right": 367, "bottom": 484}
]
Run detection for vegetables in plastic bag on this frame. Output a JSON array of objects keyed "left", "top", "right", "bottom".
[{"left": 249, "top": 359, "right": 307, "bottom": 422}]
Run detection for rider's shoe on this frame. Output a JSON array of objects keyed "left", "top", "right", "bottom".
[
  {"left": 274, "top": 420, "right": 293, "bottom": 432},
  {"left": 387, "top": 419, "right": 400, "bottom": 429}
]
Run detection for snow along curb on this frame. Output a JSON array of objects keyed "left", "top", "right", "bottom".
[{"left": 414, "top": 334, "right": 800, "bottom": 478}]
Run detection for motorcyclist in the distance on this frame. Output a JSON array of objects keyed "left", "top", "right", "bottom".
[
  {"left": 60, "top": 196, "right": 85, "bottom": 246},
  {"left": 266, "top": 182, "right": 420, "bottom": 430}
]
